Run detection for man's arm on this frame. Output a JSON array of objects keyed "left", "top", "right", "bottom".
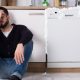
[
  {"left": 14, "top": 25, "right": 33, "bottom": 64},
  {"left": 19, "top": 25, "right": 33, "bottom": 45}
]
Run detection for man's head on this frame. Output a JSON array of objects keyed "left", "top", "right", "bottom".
[{"left": 0, "top": 7, "right": 9, "bottom": 29}]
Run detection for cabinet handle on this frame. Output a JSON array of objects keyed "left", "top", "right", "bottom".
[{"left": 29, "top": 13, "right": 44, "bottom": 15}]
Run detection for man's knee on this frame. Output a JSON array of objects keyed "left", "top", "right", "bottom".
[{"left": 24, "top": 40, "right": 33, "bottom": 60}]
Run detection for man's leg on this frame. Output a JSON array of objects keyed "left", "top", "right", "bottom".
[
  {"left": 10, "top": 41, "right": 33, "bottom": 79},
  {"left": 0, "top": 58, "right": 11, "bottom": 79},
  {"left": 9, "top": 40, "right": 33, "bottom": 79},
  {"left": 0, "top": 41, "right": 33, "bottom": 79}
]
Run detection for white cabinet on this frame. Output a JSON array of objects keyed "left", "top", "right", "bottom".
[{"left": 9, "top": 10, "right": 45, "bottom": 62}]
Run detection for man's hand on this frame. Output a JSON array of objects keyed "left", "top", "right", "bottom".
[{"left": 14, "top": 43, "right": 24, "bottom": 64}]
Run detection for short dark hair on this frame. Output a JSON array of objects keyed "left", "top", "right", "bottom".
[{"left": 0, "top": 7, "right": 9, "bottom": 15}]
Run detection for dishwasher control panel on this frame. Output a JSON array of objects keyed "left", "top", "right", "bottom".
[{"left": 45, "top": 7, "right": 80, "bottom": 19}]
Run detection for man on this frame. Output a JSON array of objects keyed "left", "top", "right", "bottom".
[{"left": 0, "top": 7, "right": 33, "bottom": 80}]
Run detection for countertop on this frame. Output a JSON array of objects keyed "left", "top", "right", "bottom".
[{"left": 3, "top": 6, "right": 50, "bottom": 10}]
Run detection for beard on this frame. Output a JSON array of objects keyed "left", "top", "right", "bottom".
[{"left": 0, "top": 20, "right": 9, "bottom": 29}]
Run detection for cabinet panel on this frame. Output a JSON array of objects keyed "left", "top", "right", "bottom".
[
  {"left": 47, "top": 18, "right": 80, "bottom": 67},
  {"left": 9, "top": 10, "right": 45, "bottom": 62}
]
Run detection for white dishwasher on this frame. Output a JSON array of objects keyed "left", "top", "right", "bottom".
[{"left": 45, "top": 7, "right": 80, "bottom": 68}]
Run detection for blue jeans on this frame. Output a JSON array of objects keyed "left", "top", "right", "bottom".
[{"left": 0, "top": 41, "right": 33, "bottom": 79}]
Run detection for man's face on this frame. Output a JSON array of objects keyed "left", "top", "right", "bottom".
[{"left": 0, "top": 10, "right": 9, "bottom": 29}]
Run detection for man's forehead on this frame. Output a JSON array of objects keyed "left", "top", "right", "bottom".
[{"left": 0, "top": 10, "right": 6, "bottom": 14}]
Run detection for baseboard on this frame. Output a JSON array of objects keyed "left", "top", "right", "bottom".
[
  {"left": 27, "top": 62, "right": 46, "bottom": 73},
  {"left": 27, "top": 62, "right": 80, "bottom": 73},
  {"left": 47, "top": 68, "right": 80, "bottom": 73}
]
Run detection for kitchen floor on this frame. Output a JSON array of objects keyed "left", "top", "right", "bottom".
[{"left": 22, "top": 73, "right": 80, "bottom": 80}]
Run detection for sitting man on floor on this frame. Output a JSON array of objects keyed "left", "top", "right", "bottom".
[{"left": 0, "top": 7, "right": 33, "bottom": 80}]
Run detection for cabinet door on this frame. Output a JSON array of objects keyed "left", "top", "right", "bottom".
[{"left": 9, "top": 10, "right": 45, "bottom": 62}]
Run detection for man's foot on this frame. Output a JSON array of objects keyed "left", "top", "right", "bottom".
[{"left": 9, "top": 75, "right": 21, "bottom": 80}]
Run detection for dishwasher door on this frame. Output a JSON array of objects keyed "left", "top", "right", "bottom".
[{"left": 46, "top": 7, "right": 80, "bottom": 68}]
